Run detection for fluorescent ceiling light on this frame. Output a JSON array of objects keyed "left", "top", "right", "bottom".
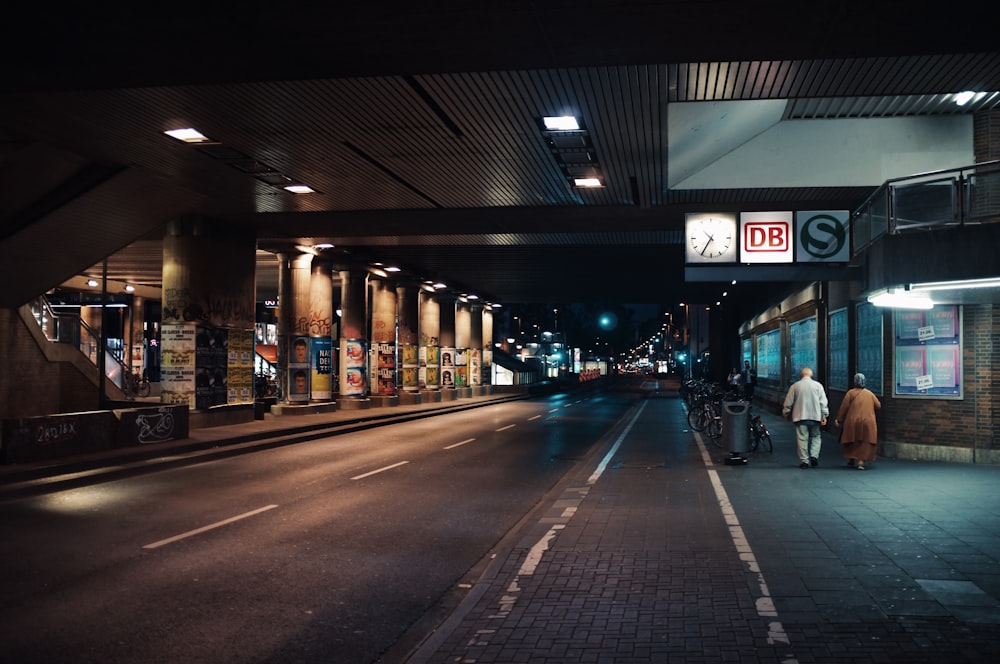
[
  {"left": 574, "top": 177, "right": 603, "bottom": 188},
  {"left": 867, "top": 288, "right": 934, "bottom": 309},
  {"left": 164, "top": 127, "right": 212, "bottom": 143},
  {"left": 283, "top": 184, "right": 315, "bottom": 194},
  {"left": 908, "top": 276, "right": 1000, "bottom": 291},
  {"left": 385, "top": 266, "right": 401, "bottom": 272},
  {"left": 543, "top": 116, "right": 580, "bottom": 131},
  {"left": 953, "top": 91, "right": 985, "bottom": 106},
  {"left": 315, "top": 243, "right": 334, "bottom": 249}
]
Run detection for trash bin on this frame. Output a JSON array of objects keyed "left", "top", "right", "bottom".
[{"left": 721, "top": 401, "right": 750, "bottom": 454}]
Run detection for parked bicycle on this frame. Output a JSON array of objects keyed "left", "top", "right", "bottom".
[
  {"left": 747, "top": 403, "right": 773, "bottom": 453},
  {"left": 123, "top": 370, "right": 151, "bottom": 399},
  {"left": 687, "top": 385, "right": 723, "bottom": 442}
]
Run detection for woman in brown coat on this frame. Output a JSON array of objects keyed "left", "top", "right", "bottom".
[{"left": 834, "top": 373, "right": 881, "bottom": 470}]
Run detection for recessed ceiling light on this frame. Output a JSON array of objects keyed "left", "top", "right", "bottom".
[
  {"left": 125, "top": 285, "right": 135, "bottom": 292},
  {"left": 315, "top": 243, "right": 334, "bottom": 249},
  {"left": 433, "top": 282, "right": 447, "bottom": 289},
  {"left": 284, "top": 184, "right": 316, "bottom": 194},
  {"left": 164, "top": 127, "right": 212, "bottom": 143},
  {"left": 385, "top": 266, "right": 401, "bottom": 272},
  {"left": 86, "top": 279, "right": 98, "bottom": 287},
  {"left": 953, "top": 91, "right": 977, "bottom": 106},
  {"left": 574, "top": 177, "right": 603, "bottom": 188},
  {"left": 543, "top": 116, "right": 580, "bottom": 131}
]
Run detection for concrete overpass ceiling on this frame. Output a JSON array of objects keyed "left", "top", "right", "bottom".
[{"left": 1, "top": 4, "right": 998, "bottom": 310}]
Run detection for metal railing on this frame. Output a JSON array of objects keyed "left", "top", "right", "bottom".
[
  {"left": 851, "top": 160, "right": 1000, "bottom": 254},
  {"left": 29, "top": 296, "right": 134, "bottom": 393}
]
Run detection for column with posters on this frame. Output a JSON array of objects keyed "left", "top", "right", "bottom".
[
  {"left": 227, "top": 329, "right": 254, "bottom": 404},
  {"left": 419, "top": 291, "right": 440, "bottom": 390},
  {"left": 308, "top": 258, "right": 334, "bottom": 401},
  {"left": 160, "top": 323, "right": 197, "bottom": 407},
  {"left": 440, "top": 346, "right": 456, "bottom": 388},
  {"left": 311, "top": 337, "right": 333, "bottom": 400},
  {"left": 338, "top": 269, "right": 369, "bottom": 399},
  {"left": 341, "top": 340, "right": 367, "bottom": 396},
  {"left": 288, "top": 336, "right": 311, "bottom": 402},
  {"left": 398, "top": 282, "right": 421, "bottom": 393},
  {"left": 482, "top": 305, "right": 494, "bottom": 386},
  {"left": 370, "top": 279, "right": 397, "bottom": 396}
]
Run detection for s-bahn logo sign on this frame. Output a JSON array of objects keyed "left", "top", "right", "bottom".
[{"left": 796, "top": 211, "right": 849, "bottom": 263}]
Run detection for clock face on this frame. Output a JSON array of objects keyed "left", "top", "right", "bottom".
[{"left": 688, "top": 217, "right": 735, "bottom": 261}]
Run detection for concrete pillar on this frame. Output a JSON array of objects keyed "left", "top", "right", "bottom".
[
  {"left": 160, "top": 217, "right": 256, "bottom": 413},
  {"left": 338, "top": 269, "right": 370, "bottom": 408},
  {"left": 469, "top": 302, "right": 484, "bottom": 395},
  {"left": 419, "top": 290, "right": 441, "bottom": 402},
  {"left": 483, "top": 305, "right": 494, "bottom": 389},
  {"left": 282, "top": 252, "right": 313, "bottom": 404},
  {"left": 308, "top": 259, "right": 335, "bottom": 402},
  {"left": 455, "top": 299, "right": 472, "bottom": 397},
  {"left": 438, "top": 294, "right": 457, "bottom": 401},
  {"left": 370, "top": 277, "right": 398, "bottom": 406},
  {"left": 397, "top": 280, "right": 422, "bottom": 404}
]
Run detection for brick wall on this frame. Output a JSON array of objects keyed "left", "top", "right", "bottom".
[{"left": 880, "top": 304, "right": 997, "bottom": 452}]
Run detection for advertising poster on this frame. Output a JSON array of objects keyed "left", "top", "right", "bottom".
[
  {"left": 439, "top": 346, "right": 454, "bottom": 387},
  {"left": 401, "top": 343, "right": 419, "bottom": 391},
  {"left": 374, "top": 342, "right": 396, "bottom": 395},
  {"left": 454, "top": 349, "right": 468, "bottom": 387},
  {"left": 470, "top": 349, "right": 481, "bottom": 386},
  {"left": 856, "top": 303, "right": 883, "bottom": 395},
  {"left": 311, "top": 337, "right": 333, "bottom": 400},
  {"left": 789, "top": 317, "right": 817, "bottom": 379},
  {"left": 756, "top": 329, "right": 780, "bottom": 381},
  {"left": 160, "top": 324, "right": 196, "bottom": 407},
  {"left": 893, "top": 305, "right": 961, "bottom": 397},
  {"left": 828, "top": 309, "right": 848, "bottom": 390},
  {"left": 341, "top": 339, "right": 367, "bottom": 396},
  {"left": 227, "top": 329, "right": 253, "bottom": 404},
  {"left": 289, "top": 336, "right": 311, "bottom": 402}
]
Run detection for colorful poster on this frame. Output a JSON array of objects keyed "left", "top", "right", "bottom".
[
  {"left": 469, "top": 349, "right": 481, "bottom": 386},
  {"left": 311, "top": 337, "right": 333, "bottom": 400},
  {"left": 828, "top": 308, "right": 848, "bottom": 390},
  {"left": 893, "top": 305, "right": 961, "bottom": 397},
  {"left": 341, "top": 340, "right": 367, "bottom": 396}
]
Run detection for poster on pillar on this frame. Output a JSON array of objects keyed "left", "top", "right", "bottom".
[
  {"left": 482, "top": 349, "right": 492, "bottom": 385},
  {"left": 454, "top": 349, "right": 468, "bottom": 387},
  {"left": 289, "top": 336, "right": 310, "bottom": 402},
  {"left": 227, "top": 329, "right": 254, "bottom": 404},
  {"left": 401, "top": 343, "right": 419, "bottom": 391},
  {"left": 440, "top": 347, "right": 455, "bottom": 387},
  {"left": 311, "top": 337, "right": 333, "bottom": 400},
  {"left": 196, "top": 326, "right": 228, "bottom": 410},
  {"left": 342, "top": 340, "right": 367, "bottom": 396},
  {"left": 469, "top": 349, "right": 481, "bottom": 386},
  {"left": 374, "top": 342, "right": 396, "bottom": 395},
  {"left": 424, "top": 346, "right": 439, "bottom": 388},
  {"left": 160, "top": 323, "right": 196, "bottom": 407}
]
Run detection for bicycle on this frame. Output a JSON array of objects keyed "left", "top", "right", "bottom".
[
  {"left": 123, "top": 370, "right": 151, "bottom": 399},
  {"left": 687, "top": 388, "right": 723, "bottom": 442},
  {"left": 747, "top": 403, "right": 772, "bottom": 453}
]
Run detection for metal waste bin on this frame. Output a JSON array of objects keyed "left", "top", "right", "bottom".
[{"left": 721, "top": 401, "right": 750, "bottom": 453}]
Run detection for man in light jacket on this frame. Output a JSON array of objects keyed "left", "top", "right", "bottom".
[{"left": 782, "top": 367, "right": 829, "bottom": 469}]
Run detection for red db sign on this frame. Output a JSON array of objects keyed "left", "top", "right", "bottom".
[{"left": 744, "top": 221, "right": 789, "bottom": 252}]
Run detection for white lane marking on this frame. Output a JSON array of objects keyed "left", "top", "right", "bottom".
[
  {"left": 142, "top": 504, "right": 278, "bottom": 549},
  {"left": 350, "top": 460, "right": 410, "bottom": 480},
  {"left": 444, "top": 438, "right": 476, "bottom": 450},
  {"left": 587, "top": 401, "right": 646, "bottom": 485},
  {"left": 528, "top": 415, "right": 542, "bottom": 421},
  {"left": 495, "top": 424, "right": 516, "bottom": 432},
  {"left": 692, "top": 430, "right": 796, "bottom": 655}
]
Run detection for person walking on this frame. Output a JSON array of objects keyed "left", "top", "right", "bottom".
[
  {"left": 834, "top": 372, "right": 881, "bottom": 470},
  {"left": 741, "top": 360, "right": 757, "bottom": 401},
  {"left": 783, "top": 367, "right": 829, "bottom": 469}
]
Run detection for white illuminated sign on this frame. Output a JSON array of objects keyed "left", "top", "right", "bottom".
[
  {"left": 795, "top": 210, "right": 850, "bottom": 262},
  {"left": 740, "top": 211, "right": 793, "bottom": 263}
]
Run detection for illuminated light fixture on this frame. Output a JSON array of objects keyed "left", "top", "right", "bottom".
[
  {"left": 124, "top": 285, "right": 135, "bottom": 292},
  {"left": 433, "top": 282, "right": 447, "bottom": 290},
  {"left": 283, "top": 184, "right": 315, "bottom": 194},
  {"left": 466, "top": 294, "right": 479, "bottom": 300},
  {"left": 315, "top": 243, "right": 334, "bottom": 249},
  {"left": 86, "top": 279, "right": 98, "bottom": 287},
  {"left": 908, "top": 276, "right": 1000, "bottom": 292},
  {"left": 573, "top": 177, "right": 603, "bottom": 188},
  {"left": 953, "top": 91, "right": 986, "bottom": 106},
  {"left": 491, "top": 303, "right": 502, "bottom": 308},
  {"left": 385, "top": 266, "right": 401, "bottom": 272},
  {"left": 867, "top": 287, "right": 934, "bottom": 309},
  {"left": 164, "top": 127, "right": 212, "bottom": 143},
  {"left": 543, "top": 116, "right": 580, "bottom": 131}
]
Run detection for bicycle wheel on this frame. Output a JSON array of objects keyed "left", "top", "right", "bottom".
[
  {"left": 748, "top": 427, "right": 759, "bottom": 452},
  {"left": 707, "top": 416, "right": 722, "bottom": 442},
  {"left": 687, "top": 405, "right": 708, "bottom": 431},
  {"left": 759, "top": 431, "right": 773, "bottom": 453}
]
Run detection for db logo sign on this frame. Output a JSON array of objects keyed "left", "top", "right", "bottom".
[{"left": 743, "top": 221, "right": 789, "bottom": 252}]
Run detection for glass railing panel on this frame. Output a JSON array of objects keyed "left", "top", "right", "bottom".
[
  {"left": 890, "top": 176, "right": 959, "bottom": 231},
  {"left": 966, "top": 167, "right": 1000, "bottom": 224}
]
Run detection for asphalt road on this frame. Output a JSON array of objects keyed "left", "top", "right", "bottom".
[{"left": 0, "top": 387, "right": 638, "bottom": 664}]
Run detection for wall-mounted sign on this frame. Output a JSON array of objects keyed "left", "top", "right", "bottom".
[
  {"left": 685, "top": 213, "right": 737, "bottom": 264},
  {"left": 795, "top": 210, "right": 850, "bottom": 262},
  {"left": 740, "top": 211, "right": 793, "bottom": 263}
]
